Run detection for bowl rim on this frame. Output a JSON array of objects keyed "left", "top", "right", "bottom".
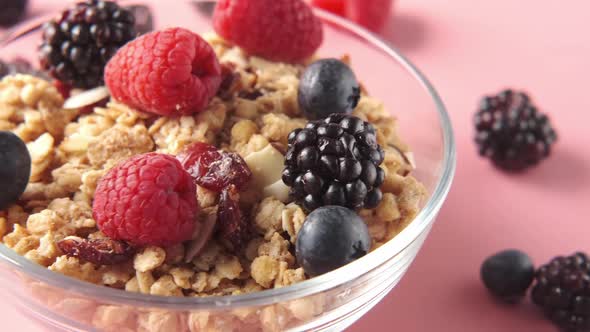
[{"left": 0, "top": 1, "right": 456, "bottom": 310}]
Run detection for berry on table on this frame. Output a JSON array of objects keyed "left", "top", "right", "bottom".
[
  {"left": 0, "top": 0, "right": 28, "bottom": 27},
  {"left": 474, "top": 89, "right": 557, "bottom": 171},
  {"left": 213, "top": 0, "right": 323, "bottom": 63},
  {"left": 0, "top": 131, "right": 31, "bottom": 210},
  {"left": 311, "top": 0, "right": 345, "bottom": 16},
  {"left": 39, "top": 0, "right": 137, "bottom": 89},
  {"left": 217, "top": 185, "right": 251, "bottom": 252},
  {"left": 93, "top": 153, "right": 198, "bottom": 247},
  {"left": 531, "top": 252, "right": 590, "bottom": 332},
  {"left": 105, "top": 27, "right": 222, "bottom": 116},
  {"left": 283, "top": 114, "right": 384, "bottom": 212},
  {"left": 480, "top": 249, "right": 535, "bottom": 302},
  {"left": 346, "top": 0, "right": 394, "bottom": 32},
  {"left": 296, "top": 206, "right": 371, "bottom": 276},
  {"left": 298, "top": 59, "right": 361, "bottom": 120},
  {"left": 177, "top": 142, "right": 252, "bottom": 192}
]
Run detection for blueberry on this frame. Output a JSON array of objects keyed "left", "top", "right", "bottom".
[
  {"left": 296, "top": 206, "right": 371, "bottom": 276},
  {"left": 0, "top": 131, "right": 31, "bottom": 210},
  {"left": 298, "top": 59, "right": 361, "bottom": 120},
  {"left": 481, "top": 249, "right": 535, "bottom": 302}
]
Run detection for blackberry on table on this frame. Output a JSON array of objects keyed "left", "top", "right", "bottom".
[
  {"left": 531, "top": 252, "right": 590, "bottom": 332},
  {"left": 39, "top": 0, "right": 136, "bottom": 88},
  {"left": 474, "top": 89, "right": 557, "bottom": 171},
  {"left": 283, "top": 113, "right": 385, "bottom": 212},
  {"left": 0, "top": 0, "right": 28, "bottom": 27}
]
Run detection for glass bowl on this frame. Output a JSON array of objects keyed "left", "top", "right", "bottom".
[{"left": 0, "top": 1, "right": 455, "bottom": 331}]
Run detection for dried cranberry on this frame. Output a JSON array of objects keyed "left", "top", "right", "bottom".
[
  {"left": 217, "top": 63, "right": 241, "bottom": 99},
  {"left": 177, "top": 142, "right": 252, "bottom": 192},
  {"left": 217, "top": 185, "right": 251, "bottom": 251},
  {"left": 57, "top": 237, "right": 135, "bottom": 265}
]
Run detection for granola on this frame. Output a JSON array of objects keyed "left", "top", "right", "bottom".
[{"left": 0, "top": 39, "right": 426, "bottom": 304}]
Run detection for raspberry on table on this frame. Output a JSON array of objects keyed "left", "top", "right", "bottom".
[
  {"left": 93, "top": 153, "right": 198, "bottom": 247},
  {"left": 474, "top": 89, "right": 557, "bottom": 171},
  {"left": 213, "top": 0, "right": 323, "bottom": 63},
  {"left": 531, "top": 253, "right": 590, "bottom": 332},
  {"left": 38, "top": 0, "right": 136, "bottom": 89},
  {"left": 105, "top": 27, "right": 222, "bottom": 116}
]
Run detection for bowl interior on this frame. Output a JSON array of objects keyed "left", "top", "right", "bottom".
[{"left": 0, "top": 0, "right": 455, "bottom": 309}]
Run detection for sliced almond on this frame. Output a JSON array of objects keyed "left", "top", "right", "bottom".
[
  {"left": 184, "top": 213, "right": 217, "bottom": 263},
  {"left": 263, "top": 180, "right": 290, "bottom": 203},
  {"left": 244, "top": 144, "right": 285, "bottom": 189},
  {"left": 63, "top": 86, "right": 110, "bottom": 110}
]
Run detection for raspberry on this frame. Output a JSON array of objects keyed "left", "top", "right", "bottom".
[
  {"left": 213, "top": 0, "right": 323, "bottom": 63},
  {"left": 104, "top": 27, "right": 222, "bottom": 116},
  {"left": 93, "top": 153, "right": 198, "bottom": 246}
]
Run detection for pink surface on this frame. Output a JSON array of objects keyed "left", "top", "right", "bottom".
[{"left": 2, "top": 0, "right": 590, "bottom": 331}]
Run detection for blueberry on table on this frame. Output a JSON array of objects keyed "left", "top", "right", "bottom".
[
  {"left": 480, "top": 249, "right": 534, "bottom": 302},
  {"left": 0, "top": 131, "right": 31, "bottom": 210},
  {"left": 298, "top": 59, "right": 361, "bottom": 120},
  {"left": 296, "top": 206, "right": 371, "bottom": 277}
]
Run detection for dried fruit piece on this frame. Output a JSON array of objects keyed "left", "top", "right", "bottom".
[
  {"left": 217, "top": 185, "right": 250, "bottom": 251},
  {"left": 177, "top": 142, "right": 252, "bottom": 192},
  {"left": 57, "top": 236, "right": 135, "bottom": 265}
]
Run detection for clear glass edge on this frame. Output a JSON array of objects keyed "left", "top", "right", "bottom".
[{"left": 0, "top": 4, "right": 457, "bottom": 310}]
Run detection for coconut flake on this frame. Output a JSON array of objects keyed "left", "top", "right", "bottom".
[{"left": 63, "top": 86, "right": 110, "bottom": 110}]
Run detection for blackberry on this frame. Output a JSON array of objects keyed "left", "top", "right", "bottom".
[
  {"left": 39, "top": 0, "right": 136, "bottom": 88},
  {"left": 283, "top": 113, "right": 384, "bottom": 212},
  {"left": 474, "top": 89, "right": 557, "bottom": 171},
  {"left": 0, "top": 0, "right": 28, "bottom": 27},
  {"left": 531, "top": 253, "right": 590, "bottom": 332}
]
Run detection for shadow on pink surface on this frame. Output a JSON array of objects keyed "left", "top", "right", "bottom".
[{"left": 521, "top": 148, "right": 589, "bottom": 193}]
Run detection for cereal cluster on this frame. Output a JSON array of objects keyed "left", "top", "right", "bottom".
[{"left": 0, "top": 34, "right": 426, "bottom": 311}]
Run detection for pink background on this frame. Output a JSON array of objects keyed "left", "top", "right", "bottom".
[{"left": 2, "top": 0, "right": 590, "bottom": 331}]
